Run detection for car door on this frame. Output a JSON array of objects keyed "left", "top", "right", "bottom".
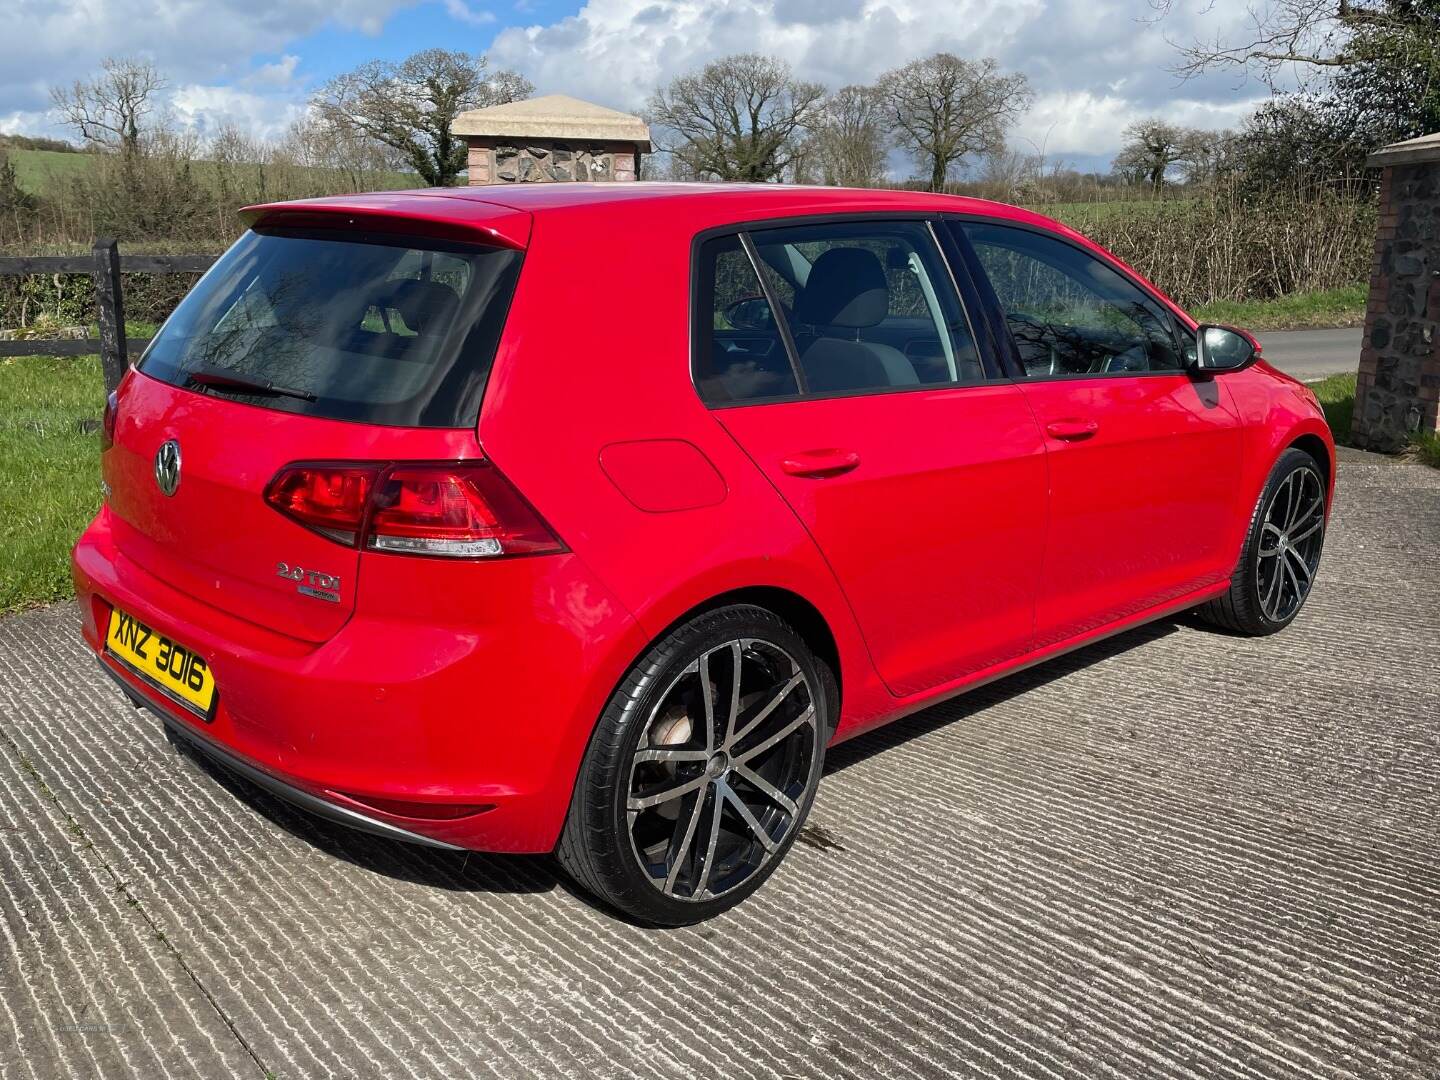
[
  {"left": 694, "top": 219, "right": 1048, "bottom": 697},
  {"left": 951, "top": 219, "right": 1244, "bottom": 648}
]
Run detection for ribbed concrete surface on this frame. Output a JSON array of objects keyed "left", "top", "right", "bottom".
[{"left": 1, "top": 447, "right": 1437, "bottom": 1079}]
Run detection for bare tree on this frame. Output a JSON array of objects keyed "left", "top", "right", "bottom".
[
  {"left": 1112, "top": 119, "right": 1190, "bottom": 189},
  {"left": 51, "top": 58, "right": 166, "bottom": 156},
  {"left": 280, "top": 114, "right": 408, "bottom": 190},
  {"left": 877, "top": 54, "right": 1032, "bottom": 193},
  {"left": 1156, "top": 0, "right": 1433, "bottom": 85},
  {"left": 312, "top": 49, "right": 532, "bottom": 187},
  {"left": 812, "top": 84, "right": 890, "bottom": 187},
  {"left": 1113, "top": 119, "right": 1234, "bottom": 189},
  {"left": 647, "top": 54, "right": 827, "bottom": 182}
]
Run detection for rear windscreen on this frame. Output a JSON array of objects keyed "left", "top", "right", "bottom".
[{"left": 139, "top": 228, "right": 523, "bottom": 427}]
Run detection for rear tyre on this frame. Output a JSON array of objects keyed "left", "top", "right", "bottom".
[
  {"left": 556, "top": 605, "right": 831, "bottom": 926},
  {"left": 1197, "top": 448, "right": 1327, "bottom": 636}
]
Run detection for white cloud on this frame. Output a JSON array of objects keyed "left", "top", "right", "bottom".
[
  {"left": 0, "top": 108, "right": 53, "bottom": 137},
  {"left": 1016, "top": 90, "right": 1265, "bottom": 157},
  {"left": 445, "top": 0, "right": 498, "bottom": 25},
  {"left": 168, "top": 84, "right": 309, "bottom": 140},
  {"left": 489, "top": 0, "right": 1279, "bottom": 160},
  {"left": 0, "top": 0, "right": 408, "bottom": 133},
  {"left": 0, "top": 0, "right": 1295, "bottom": 163},
  {"left": 244, "top": 55, "right": 305, "bottom": 90}
]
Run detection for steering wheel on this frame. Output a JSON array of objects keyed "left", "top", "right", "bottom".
[{"left": 1005, "top": 312, "right": 1064, "bottom": 376}]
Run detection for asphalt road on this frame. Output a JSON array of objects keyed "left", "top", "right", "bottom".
[
  {"left": 2, "top": 447, "right": 1437, "bottom": 1080},
  {"left": 1256, "top": 328, "right": 1363, "bottom": 381}
]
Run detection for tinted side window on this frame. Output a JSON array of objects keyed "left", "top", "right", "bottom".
[
  {"left": 962, "top": 223, "right": 1184, "bottom": 378},
  {"left": 751, "top": 220, "right": 982, "bottom": 392},
  {"left": 694, "top": 235, "right": 798, "bottom": 405}
]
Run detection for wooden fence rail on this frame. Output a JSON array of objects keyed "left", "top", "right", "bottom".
[{"left": 0, "top": 239, "right": 218, "bottom": 394}]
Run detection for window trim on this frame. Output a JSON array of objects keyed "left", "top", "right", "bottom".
[
  {"left": 738, "top": 231, "right": 809, "bottom": 394},
  {"left": 943, "top": 213, "right": 1198, "bottom": 385},
  {"left": 689, "top": 212, "right": 1003, "bottom": 411}
]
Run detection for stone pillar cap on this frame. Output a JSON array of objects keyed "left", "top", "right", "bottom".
[
  {"left": 1367, "top": 131, "right": 1440, "bottom": 167},
  {"left": 454, "top": 94, "right": 652, "bottom": 152}
]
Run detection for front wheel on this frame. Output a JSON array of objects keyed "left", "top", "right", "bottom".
[
  {"left": 556, "top": 605, "right": 831, "bottom": 925},
  {"left": 1198, "top": 448, "right": 1327, "bottom": 635}
]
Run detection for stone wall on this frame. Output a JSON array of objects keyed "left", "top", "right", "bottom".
[
  {"left": 1353, "top": 158, "right": 1440, "bottom": 450},
  {"left": 466, "top": 141, "right": 639, "bottom": 185}
]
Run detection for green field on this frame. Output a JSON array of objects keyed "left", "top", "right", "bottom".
[
  {"left": 1028, "top": 199, "right": 1173, "bottom": 225},
  {"left": 6, "top": 147, "right": 95, "bottom": 192},
  {"left": 1191, "top": 286, "right": 1368, "bottom": 331},
  {"left": 4, "top": 146, "right": 418, "bottom": 198},
  {"left": 0, "top": 355, "right": 104, "bottom": 614}
]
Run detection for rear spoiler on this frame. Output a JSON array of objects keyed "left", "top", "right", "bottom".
[{"left": 239, "top": 193, "right": 531, "bottom": 251}]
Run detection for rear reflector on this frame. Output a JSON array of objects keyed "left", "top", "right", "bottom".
[
  {"left": 333, "top": 791, "right": 495, "bottom": 821},
  {"left": 264, "top": 460, "right": 563, "bottom": 559}
]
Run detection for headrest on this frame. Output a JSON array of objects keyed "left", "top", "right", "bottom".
[
  {"left": 793, "top": 248, "right": 889, "bottom": 328},
  {"left": 386, "top": 279, "right": 460, "bottom": 335}
]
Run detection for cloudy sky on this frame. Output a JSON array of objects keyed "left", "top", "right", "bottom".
[{"left": 1, "top": 0, "right": 1281, "bottom": 174}]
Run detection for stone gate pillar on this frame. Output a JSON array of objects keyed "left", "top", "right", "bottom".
[
  {"left": 453, "top": 94, "right": 651, "bottom": 187},
  {"left": 1353, "top": 132, "right": 1440, "bottom": 450}
]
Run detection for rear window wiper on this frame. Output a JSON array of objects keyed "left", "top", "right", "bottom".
[{"left": 186, "top": 366, "right": 317, "bottom": 402}]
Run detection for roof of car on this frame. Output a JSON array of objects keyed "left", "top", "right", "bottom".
[
  {"left": 241, "top": 182, "right": 1080, "bottom": 258},
  {"left": 260, "top": 181, "right": 1055, "bottom": 228},
  {"left": 417, "top": 181, "right": 1046, "bottom": 220}
]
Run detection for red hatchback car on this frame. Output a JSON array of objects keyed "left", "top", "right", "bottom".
[{"left": 74, "top": 183, "right": 1334, "bottom": 924}]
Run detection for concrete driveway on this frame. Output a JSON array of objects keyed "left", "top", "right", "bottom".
[
  {"left": 1256, "top": 328, "right": 1363, "bottom": 381},
  {"left": 2, "top": 448, "right": 1437, "bottom": 1080}
]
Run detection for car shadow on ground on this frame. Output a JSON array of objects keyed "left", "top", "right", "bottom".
[
  {"left": 824, "top": 618, "right": 1183, "bottom": 776},
  {"left": 163, "top": 616, "right": 1186, "bottom": 906},
  {"left": 164, "top": 727, "right": 562, "bottom": 897}
]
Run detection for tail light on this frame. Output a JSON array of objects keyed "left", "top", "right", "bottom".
[
  {"left": 264, "top": 465, "right": 376, "bottom": 546},
  {"left": 264, "top": 461, "right": 564, "bottom": 559},
  {"left": 100, "top": 390, "right": 118, "bottom": 451}
]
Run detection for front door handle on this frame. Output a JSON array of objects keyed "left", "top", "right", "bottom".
[
  {"left": 780, "top": 449, "right": 861, "bottom": 478},
  {"left": 1045, "top": 419, "right": 1099, "bottom": 441}
]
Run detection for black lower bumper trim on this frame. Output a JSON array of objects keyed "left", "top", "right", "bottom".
[{"left": 97, "top": 658, "right": 467, "bottom": 852}]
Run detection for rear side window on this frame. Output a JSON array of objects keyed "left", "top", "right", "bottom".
[
  {"left": 140, "top": 229, "right": 522, "bottom": 427},
  {"left": 694, "top": 220, "right": 983, "bottom": 406},
  {"left": 694, "top": 235, "right": 799, "bottom": 404}
]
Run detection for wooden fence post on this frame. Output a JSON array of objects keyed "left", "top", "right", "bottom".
[{"left": 91, "top": 238, "right": 127, "bottom": 396}]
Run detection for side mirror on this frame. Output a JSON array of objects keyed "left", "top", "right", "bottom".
[
  {"left": 724, "top": 296, "right": 774, "bottom": 332},
  {"left": 1188, "top": 324, "right": 1259, "bottom": 373}
]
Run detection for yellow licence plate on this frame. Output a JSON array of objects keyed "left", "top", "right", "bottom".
[{"left": 105, "top": 607, "right": 217, "bottom": 720}]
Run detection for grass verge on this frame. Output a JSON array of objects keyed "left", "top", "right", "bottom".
[
  {"left": 0, "top": 355, "right": 104, "bottom": 615},
  {"left": 1191, "top": 285, "right": 1368, "bottom": 332},
  {"left": 1308, "top": 371, "right": 1440, "bottom": 468},
  {"left": 1310, "top": 372, "right": 1357, "bottom": 435}
]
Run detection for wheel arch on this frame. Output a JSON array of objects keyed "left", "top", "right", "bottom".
[
  {"left": 1288, "top": 432, "right": 1333, "bottom": 494},
  {"left": 654, "top": 585, "right": 843, "bottom": 732}
]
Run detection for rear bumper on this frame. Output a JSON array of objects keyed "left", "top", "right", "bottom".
[
  {"left": 100, "top": 660, "right": 465, "bottom": 851},
  {"left": 74, "top": 506, "right": 646, "bottom": 853}
]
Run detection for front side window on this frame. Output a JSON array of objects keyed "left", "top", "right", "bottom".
[
  {"left": 694, "top": 220, "right": 983, "bottom": 406},
  {"left": 962, "top": 222, "right": 1185, "bottom": 378},
  {"left": 140, "top": 228, "right": 523, "bottom": 427}
]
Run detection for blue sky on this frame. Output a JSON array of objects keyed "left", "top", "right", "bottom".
[{"left": 1, "top": 0, "right": 1284, "bottom": 177}]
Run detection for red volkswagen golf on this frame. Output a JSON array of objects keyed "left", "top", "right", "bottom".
[{"left": 74, "top": 183, "right": 1334, "bottom": 924}]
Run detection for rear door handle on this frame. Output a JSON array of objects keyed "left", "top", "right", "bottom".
[
  {"left": 780, "top": 449, "right": 861, "bottom": 478},
  {"left": 1045, "top": 419, "right": 1099, "bottom": 441}
]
